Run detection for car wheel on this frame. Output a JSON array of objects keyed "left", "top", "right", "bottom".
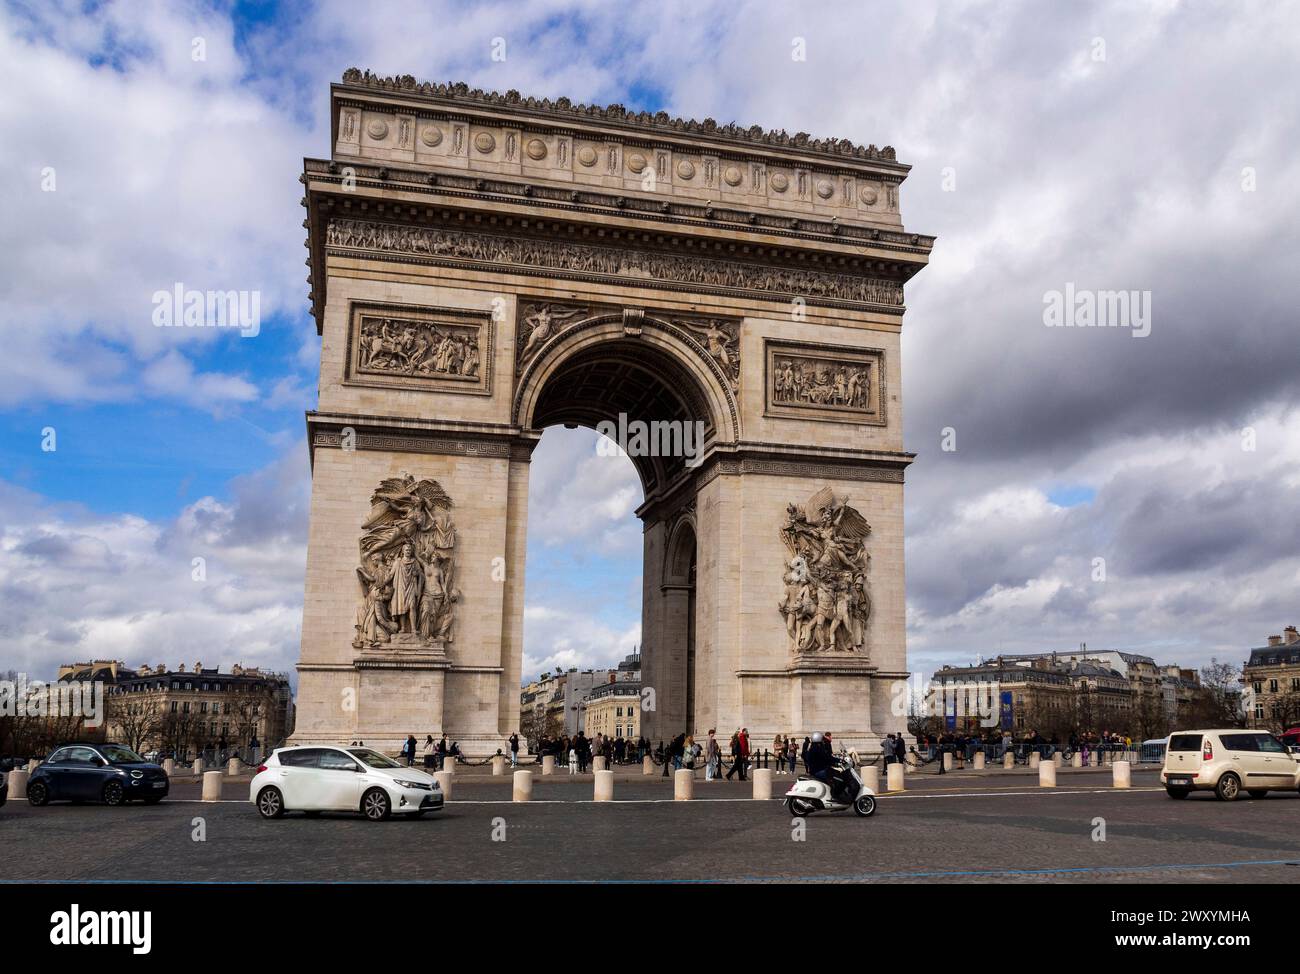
[
  {"left": 1215, "top": 773, "right": 1241, "bottom": 802},
  {"left": 256, "top": 786, "right": 285, "bottom": 819},
  {"left": 1248, "top": 789, "right": 1269, "bottom": 799},
  {"left": 27, "top": 781, "right": 50, "bottom": 807},
  {"left": 1165, "top": 787, "right": 1190, "bottom": 799},
  {"left": 361, "top": 787, "right": 391, "bottom": 821},
  {"left": 853, "top": 794, "right": 876, "bottom": 817},
  {"left": 103, "top": 780, "right": 125, "bottom": 806}
]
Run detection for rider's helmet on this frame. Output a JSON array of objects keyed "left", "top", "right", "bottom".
[{"left": 811, "top": 732, "right": 824, "bottom": 743}]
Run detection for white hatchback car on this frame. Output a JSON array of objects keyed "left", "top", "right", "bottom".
[
  {"left": 1162, "top": 729, "right": 1300, "bottom": 800},
  {"left": 250, "top": 745, "right": 443, "bottom": 821}
]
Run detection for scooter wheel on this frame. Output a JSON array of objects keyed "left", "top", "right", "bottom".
[
  {"left": 787, "top": 797, "right": 814, "bottom": 817},
  {"left": 853, "top": 794, "right": 876, "bottom": 817}
]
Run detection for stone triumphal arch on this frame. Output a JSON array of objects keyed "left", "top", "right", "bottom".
[{"left": 290, "top": 70, "right": 933, "bottom": 754}]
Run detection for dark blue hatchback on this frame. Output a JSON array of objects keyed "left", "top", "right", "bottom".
[{"left": 27, "top": 742, "right": 169, "bottom": 807}]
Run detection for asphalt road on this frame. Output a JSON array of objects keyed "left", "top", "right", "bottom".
[{"left": 4, "top": 769, "right": 1299, "bottom": 883}]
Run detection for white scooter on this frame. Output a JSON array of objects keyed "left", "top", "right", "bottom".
[{"left": 784, "top": 751, "right": 876, "bottom": 817}]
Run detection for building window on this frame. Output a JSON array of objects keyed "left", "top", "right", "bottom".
[
  {"left": 1270, "top": 680, "right": 1279, "bottom": 693},
  {"left": 170, "top": 701, "right": 178, "bottom": 713},
  {"left": 182, "top": 702, "right": 190, "bottom": 714},
  {"left": 1253, "top": 682, "right": 1262, "bottom": 694}
]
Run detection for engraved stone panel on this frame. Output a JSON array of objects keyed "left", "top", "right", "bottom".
[
  {"left": 346, "top": 301, "right": 493, "bottom": 396},
  {"left": 765, "top": 339, "right": 885, "bottom": 426}
]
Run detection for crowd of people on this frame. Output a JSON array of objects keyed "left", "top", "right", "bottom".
[{"left": 914, "top": 728, "right": 1136, "bottom": 770}]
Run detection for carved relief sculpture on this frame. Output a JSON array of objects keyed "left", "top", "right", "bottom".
[
  {"left": 673, "top": 318, "right": 740, "bottom": 391},
  {"left": 765, "top": 340, "right": 884, "bottom": 426},
  {"left": 778, "top": 486, "right": 872, "bottom": 656},
  {"left": 327, "top": 218, "right": 903, "bottom": 308},
  {"left": 516, "top": 302, "right": 587, "bottom": 369},
  {"left": 348, "top": 303, "right": 492, "bottom": 395},
  {"left": 353, "top": 475, "right": 459, "bottom": 650}
]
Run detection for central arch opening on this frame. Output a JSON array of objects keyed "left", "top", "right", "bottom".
[{"left": 519, "top": 328, "right": 726, "bottom": 746}]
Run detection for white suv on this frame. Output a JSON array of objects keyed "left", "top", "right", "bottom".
[
  {"left": 1162, "top": 729, "right": 1300, "bottom": 801},
  {"left": 250, "top": 745, "right": 443, "bottom": 821}
]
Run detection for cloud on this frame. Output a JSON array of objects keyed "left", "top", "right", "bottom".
[{"left": 0, "top": 447, "right": 308, "bottom": 678}]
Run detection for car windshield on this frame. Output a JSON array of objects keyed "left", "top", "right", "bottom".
[
  {"left": 101, "top": 744, "right": 147, "bottom": 765},
  {"left": 348, "top": 748, "right": 400, "bottom": 769}
]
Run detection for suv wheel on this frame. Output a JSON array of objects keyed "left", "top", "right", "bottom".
[
  {"left": 102, "top": 780, "right": 125, "bottom": 806},
  {"left": 361, "top": 787, "right": 391, "bottom": 821},
  {"left": 27, "top": 781, "right": 50, "bottom": 806},
  {"left": 256, "top": 786, "right": 285, "bottom": 819},
  {"left": 1215, "top": 772, "right": 1241, "bottom": 801}
]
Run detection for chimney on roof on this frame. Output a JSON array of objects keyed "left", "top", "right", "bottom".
[
  {"left": 178, "top": 663, "right": 186, "bottom": 673},
  {"left": 1285, "top": 626, "right": 1299, "bottom": 645},
  {"left": 195, "top": 660, "right": 202, "bottom": 673},
  {"left": 1268, "top": 634, "right": 1283, "bottom": 647}
]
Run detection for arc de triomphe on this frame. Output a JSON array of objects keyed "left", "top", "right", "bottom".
[{"left": 290, "top": 70, "right": 933, "bottom": 754}]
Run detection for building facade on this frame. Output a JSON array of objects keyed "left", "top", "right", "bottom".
[
  {"left": 66, "top": 661, "right": 295, "bottom": 757},
  {"left": 1243, "top": 626, "right": 1300, "bottom": 731},
  {"left": 583, "top": 677, "right": 642, "bottom": 742}
]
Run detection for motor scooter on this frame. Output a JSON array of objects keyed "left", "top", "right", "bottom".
[{"left": 784, "top": 751, "right": 876, "bottom": 817}]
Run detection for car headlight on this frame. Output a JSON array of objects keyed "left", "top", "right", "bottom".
[{"left": 393, "top": 779, "right": 432, "bottom": 790}]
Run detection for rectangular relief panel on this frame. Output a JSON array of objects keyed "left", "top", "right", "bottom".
[
  {"left": 345, "top": 301, "right": 494, "bottom": 396},
  {"left": 764, "top": 339, "right": 885, "bottom": 426}
]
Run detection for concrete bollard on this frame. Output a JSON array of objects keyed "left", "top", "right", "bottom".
[
  {"left": 1090, "top": 751, "right": 1100, "bottom": 767},
  {"left": 226, "top": 758, "right": 242, "bottom": 776},
  {"left": 434, "top": 770, "right": 454, "bottom": 799},
  {"left": 673, "top": 768, "right": 693, "bottom": 800},
  {"left": 973, "top": 752, "right": 986, "bottom": 770},
  {"left": 1112, "top": 760, "right": 1132, "bottom": 788},
  {"left": 193, "top": 758, "right": 205, "bottom": 776},
  {"left": 886, "top": 763, "right": 905, "bottom": 792},
  {"left": 1029, "top": 752, "right": 1041, "bottom": 769},
  {"left": 7, "top": 769, "right": 29, "bottom": 800},
  {"left": 201, "top": 770, "right": 224, "bottom": 801},
  {"left": 752, "top": 768, "right": 773, "bottom": 800},
  {"left": 491, "top": 755, "right": 505, "bottom": 776},
  {"left": 942, "top": 752, "right": 953, "bottom": 771},
  {"left": 512, "top": 770, "right": 533, "bottom": 802},
  {"left": 162, "top": 759, "right": 175, "bottom": 777},
  {"left": 1039, "top": 761, "right": 1057, "bottom": 787},
  {"left": 1071, "top": 752, "right": 1082, "bottom": 768},
  {"left": 542, "top": 754, "right": 555, "bottom": 776},
  {"left": 643, "top": 755, "right": 654, "bottom": 775},
  {"left": 1003, "top": 751, "right": 1014, "bottom": 769},
  {"left": 866, "top": 764, "right": 882, "bottom": 795},
  {"left": 593, "top": 755, "right": 606, "bottom": 772},
  {"left": 1053, "top": 753, "right": 1063, "bottom": 768},
  {"left": 442, "top": 758, "right": 456, "bottom": 774},
  {"left": 594, "top": 769, "right": 614, "bottom": 802}
]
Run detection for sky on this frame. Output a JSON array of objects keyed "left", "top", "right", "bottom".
[{"left": 1, "top": 0, "right": 1297, "bottom": 688}]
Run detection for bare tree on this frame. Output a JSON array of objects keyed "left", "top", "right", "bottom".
[
  {"left": 108, "top": 695, "right": 163, "bottom": 754},
  {"left": 1191, "top": 658, "right": 1245, "bottom": 728}
]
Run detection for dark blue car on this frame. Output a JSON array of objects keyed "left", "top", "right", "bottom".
[{"left": 27, "top": 742, "right": 169, "bottom": 807}]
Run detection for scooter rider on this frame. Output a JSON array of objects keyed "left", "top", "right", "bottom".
[{"left": 805, "top": 731, "right": 835, "bottom": 790}]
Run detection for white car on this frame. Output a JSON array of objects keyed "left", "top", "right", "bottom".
[{"left": 250, "top": 745, "right": 443, "bottom": 821}]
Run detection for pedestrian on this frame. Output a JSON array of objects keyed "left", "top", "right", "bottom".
[
  {"left": 404, "top": 734, "right": 417, "bottom": 767},
  {"left": 894, "top": 733, "right": 906, "bottom": 766},
  {"left": 568, "top": 744, "right": 577, "bottom": 774},
  {"left": 509, "top": 731, "right": 519, "bottom": 767},
  {"left": 883, "top": 732, "right": 896, "bottom": 765},
  {"left": 705, "top": 729, "right": 719, "bottom": 781},
  {"left": 422, "top": 734, "right": 435, "bottom": 769},
  {"left": 437, "top": 735, "right": 448, "bottom": 771}
]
